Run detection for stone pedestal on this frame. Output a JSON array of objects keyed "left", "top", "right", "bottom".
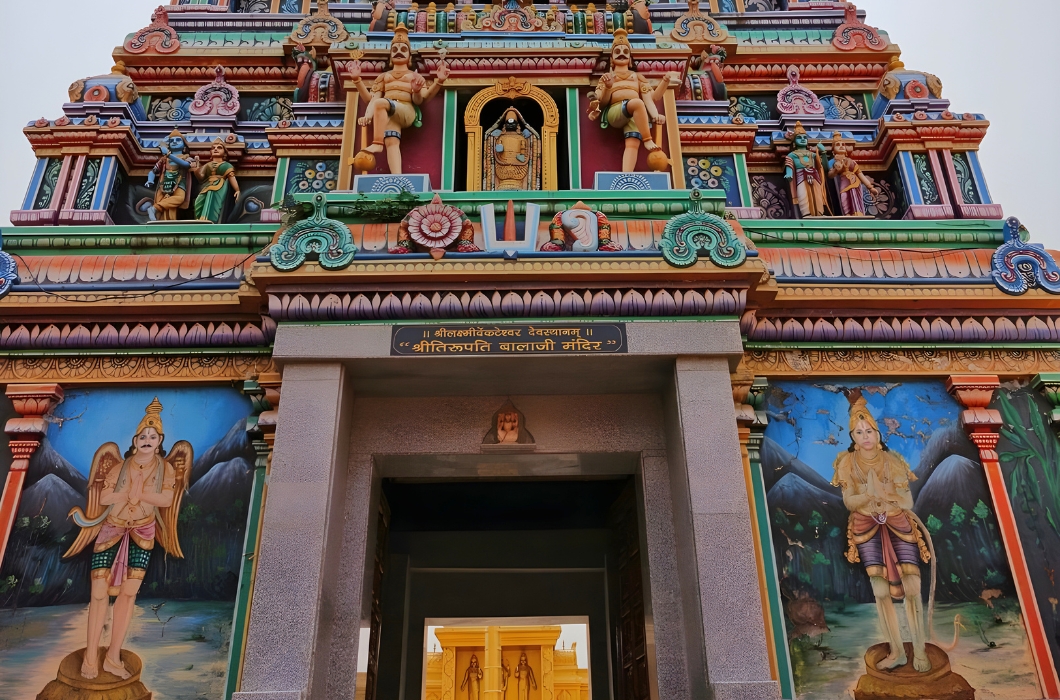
[
  {"left": 854, "top": 643, "right": 973, "bottom": 700},
  {"left": 37, "top": 648, "right": 151, "bottom": 700}
]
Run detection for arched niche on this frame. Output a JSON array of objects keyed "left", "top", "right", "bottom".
[{"left": 465, "top": 78, "right": 559, "bottom": 191}]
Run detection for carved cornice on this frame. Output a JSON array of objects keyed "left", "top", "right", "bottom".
[
  {"left": 743, "top": 348, "right": 1060, "bottom": 379},
  {"left": 0, "top": 353, "right": 275, "bottom": 385},
  {"left": 720, "top": 62, "right": 888, "bottom": 87},
  {"left": 743, "top": 312, "right": 1060, "bottom": 343}
]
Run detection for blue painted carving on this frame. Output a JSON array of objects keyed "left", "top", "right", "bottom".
[
  {"left": 0, "top": 233, "right": 18, "bottom": 299},
  {"left": 992, "top": 217, "right": 1060, "bottom": 295},
  {"left": 271, "top": 193, "right": 358, "bottom": 272},
  {"left": 659, "top": 189, "right": 747, "bottom": 269}
]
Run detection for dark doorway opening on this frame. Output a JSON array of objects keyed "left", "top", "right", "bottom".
[{"left": 366, "top": 476, "right": 650, "bottom": 700}]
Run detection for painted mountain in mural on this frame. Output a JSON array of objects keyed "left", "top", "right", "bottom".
[
  {"left": 764, "top": 426, "right": 1013, "bottom": 605},
  {"left": 0, "top": 418, "right": 255, "bottom": 608}
]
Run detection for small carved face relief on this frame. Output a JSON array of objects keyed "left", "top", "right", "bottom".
[
  {"left": 168, "top": 136, "right": 186, "bottom": 152},
  {"left": 211, "top": 142, "right": 226, "bottom": 158},
  {"left": 851, "top": 420, "right": 880, "bottom": 452},
  {"left": 469, "top": 655, "right": 479, "bottom": 668},
  {"left": 135, "top": 427, "right": 162, "bottom": 456},
  {"left": 611, "top": 44, "right": 631, "bottom": 67},
  {"left": 794, "top": 134, "right": 809, "bottom": 150}
]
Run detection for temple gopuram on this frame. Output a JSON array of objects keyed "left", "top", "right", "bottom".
[{"left": 2, "top": 1, "right": 1060, "bottom": 699}]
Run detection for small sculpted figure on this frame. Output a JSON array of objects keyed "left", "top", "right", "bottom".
[
  {"left": 496, "top": 409, "right": 520, "bottom": 443},
  {"left": 194, "top": 138, "right": 241, "bottom": 223},
  {"left": 589, "top": 29, "right": 673, "bottom": 172},
  {"left": 63, "top": 398, "right": 191, "bottom": 680},
  {"left": 460, "top": 654, "right": 484, "bottom": 700},
  {"left": 514, "top": 652, "right": 537, "bottom": 700},
  {"left": 826, "top": 132, "right": 877, "bottom": 216},
  {"left": 501, "top": 657, "right": 511, "bottom": 697},
  {"left": 832, "top": 393, "right": 932, "bottom": 673},
  {"left": 146, "top": 129, "right": 196, "bottom": 221},
  {"left": 349, "top": 24, "right": 449, "bottom": 174},
  {"left": 784, "top": 122, "right": 829, "bottom": 218}
]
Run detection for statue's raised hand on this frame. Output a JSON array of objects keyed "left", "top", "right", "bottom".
[
  {"left": 435, "top": 60, "right": 450, "bottom": 83},
  {"left": 348, "top": 60, "right": 362, "bottom": 81}
]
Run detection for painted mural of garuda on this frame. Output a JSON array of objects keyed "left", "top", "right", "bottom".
[{"left": 63, "top": 397, "right": 192, "bottom": 680}]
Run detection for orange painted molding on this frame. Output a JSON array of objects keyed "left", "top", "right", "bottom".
[{"left": 947, "top": 375, "right": 1060, "bottom": 698}]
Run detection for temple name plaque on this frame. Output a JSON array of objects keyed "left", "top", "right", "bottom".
[{"left": 391, "top": 323, "right": 628, "bottom": 356}]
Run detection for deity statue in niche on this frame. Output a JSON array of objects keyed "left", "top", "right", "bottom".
[
  {"left": 349, "top": 24, "right": 449, "bottom": 174},
  {"left": 783, "top": 121, "right": 829, "bottom": 217},
  {"left": 484, "top": 106, "right": 541, "bottom": 191},
  {"left": 501, "top": 657, "right": 511, "bottom": 697},
  {"left": 826, "top": 131, "right": 878, "bottom": 216},
  {"left": 832, "top": 392, "right": 932, "bottom": 672},
  {"left": 194, "top": 138, "right": 241, "bottom": 223},
  {"left": 588, "top": 29, "right": 673, "bottom": 172},
  {"left": 514, "top": 652, "right": 537, "bottom": 700},
  {"left": 146, "top": 129, "right": 196, "bottom": 221},
  {"left": 63, "top": 398, "right": 192, "bottom": 679},
  {"left": 460, "top": 654, "right": 483, "bottom": 700},
  {"left": 482, "top": 400, "right": 535, "bottom": 446}
]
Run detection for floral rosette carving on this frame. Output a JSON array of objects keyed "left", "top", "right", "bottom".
[
  {"left": 391, "top": 194, "right": 480, "bottom": 254},
  {"left": 408, "top": 197, "right": 463, "bottom": 249}
]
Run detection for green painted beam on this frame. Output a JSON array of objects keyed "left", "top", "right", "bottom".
[
  {"left": 740, "top": 218, "right": 1006, "bottom": 248},
  {"left": 2, "top": 225, "right": 278, "bottom": 256},
  {"left": 441, "top": 90, "right": 459, "bottom": 191},
  {"left": 734, "top": 153, "right": 752, "bottom": 208},
  {"left": 565, "top": 87, "right": 582, "bottom": 189}
]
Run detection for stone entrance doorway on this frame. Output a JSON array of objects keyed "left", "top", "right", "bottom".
[{"left": 367, "top": 477, "right": 649, "bottom": 700}]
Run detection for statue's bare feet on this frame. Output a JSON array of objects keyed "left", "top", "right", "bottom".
[
  {"left": 875, "top": 646, "right": 907, "bottom": 671},
  {"left": 80, "top": 654, "right": 100, "bottom": 680},
  {"left": 103, "top": 654, "right": 131, "bottom": 680},
  {"left": 912, "top": 651, "right": 931, "bottom": 672},
  {"left": 365, "top": 142, "right": 385, "bottom": 154},
  {"left": 642, "top": 139, "right": 662, "bottom": 152}
]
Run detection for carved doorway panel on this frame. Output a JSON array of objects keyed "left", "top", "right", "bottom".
[{"left": 610, "top": 482, "right": 650, "bottom": 700}]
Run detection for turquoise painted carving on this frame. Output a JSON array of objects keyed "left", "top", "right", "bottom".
[
  {"left": 270, "top": 193, "right": 357, "bottom": 272},
  {"left": 0, "top": 234, "right": 17, "bottom": 299},
  {"left": 660, "top": 189, "right": 746, "bottom": 269}
]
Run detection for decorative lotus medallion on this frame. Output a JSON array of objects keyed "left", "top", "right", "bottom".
[{"left": 408, "top": 195, "right": 463, "bottom": 249}]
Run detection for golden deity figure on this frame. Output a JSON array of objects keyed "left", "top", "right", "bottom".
[
  {"left": 588, "top": 29, "right": 673, "bottom": 172},
  {"left": 63, "top": 398, "right": 192, "bottom": 680},
  {"left": 484, "top": 106, "right": 541, "bottom": 191},
  {"left": 826, "top": 131, "right": 878, "bottom": 216},
  {"left": 460, "top": 654, "right": 483, "bottom": 700},
  {"left": 514, "top": 652, "right": 537, "bottom": 700},
  {"left": 349, "top": 24, "right": 449, "bottom": 174},
  {"left": 832, "top": 393, "right": 932, "bottom": 673}
]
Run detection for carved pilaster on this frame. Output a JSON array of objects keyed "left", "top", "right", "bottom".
[
  {"left": 946, "top": 375, "right": 1060, "bottom": 698},
  {"left": 1032, "top": 373, "right": 1060, "bottom": 437},
  {"left": 225, "top": 372, "right": 282, "bottom": 699},
  {"left": 0, "top": 383, "right": 64, "bottom": 565}
]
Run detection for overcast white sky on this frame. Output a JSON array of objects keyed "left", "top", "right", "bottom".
[{"left": 0, "top": 1, "right": 1057, "bottom": 248}]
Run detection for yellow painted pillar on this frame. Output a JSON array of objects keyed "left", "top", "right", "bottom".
[
  {"left": 484, "top": 626, "right": 502, "bottom": 700},
  {"left": 339, "top": 90, "right": 360, "bottom": 191},
  {"left": 663, "top": 88, "right": 685, "bottom": 189}
]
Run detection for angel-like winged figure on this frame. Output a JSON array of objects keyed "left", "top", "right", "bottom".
[{"left": 63, "top": 397, "right": 191, "bottom": 680}]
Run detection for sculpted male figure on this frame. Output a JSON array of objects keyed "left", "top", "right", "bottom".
[
  {"left": 349, "top": 24, "right": 449, "bottom": 174},
  {"left": 460, "top": 654, "right": 483, "bottom": 700},
  {"left": 590, "top": 29, "right": 672, "bottom": 172},
  {"left": 514, "top": 652, "right": 537, "bottom": 700}
]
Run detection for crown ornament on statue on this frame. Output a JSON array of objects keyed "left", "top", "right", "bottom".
[{"left": 136, "top": 397, "right": 165, "bottom": 436}]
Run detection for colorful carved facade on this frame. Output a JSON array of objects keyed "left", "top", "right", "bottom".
[{"left": 1, "top": 2, "right": 1059, "bottom": 700}]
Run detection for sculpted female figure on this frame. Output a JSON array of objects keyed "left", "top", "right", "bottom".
[
  {"left": 832, "top": 394, "right": 932, "bottom": 672},
  {"left": 348, "top": 23, "right": 449, "bottom": 174},
  {"left": 63, "top": 398, "right": 191, "bottom": 679},
  {"left": 194, "top": 138, "right": 240, "bottom": 223}
]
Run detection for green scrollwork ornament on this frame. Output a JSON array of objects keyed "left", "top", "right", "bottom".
[
  {"left": 659, "top": 189, "right": 747, "bottom": 269},
  {"left": 270, "top": 192, "right": 357, "bottom": 272}
]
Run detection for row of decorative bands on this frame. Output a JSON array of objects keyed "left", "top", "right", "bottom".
[
  {"left": 268, "top": 287, "right": 747, "bottom": 322},
  {"left": 0, "top": 354, "right": 274, "bottom": 384},
  {"left": 0, "top": 319, "right": 276, "bottom": 351},
  {"left": 742, "top": 349, "right": 1060, "bottom": 378},
  {"left": 743, "top": 313, "right": 1060, "bottom": 343}
]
